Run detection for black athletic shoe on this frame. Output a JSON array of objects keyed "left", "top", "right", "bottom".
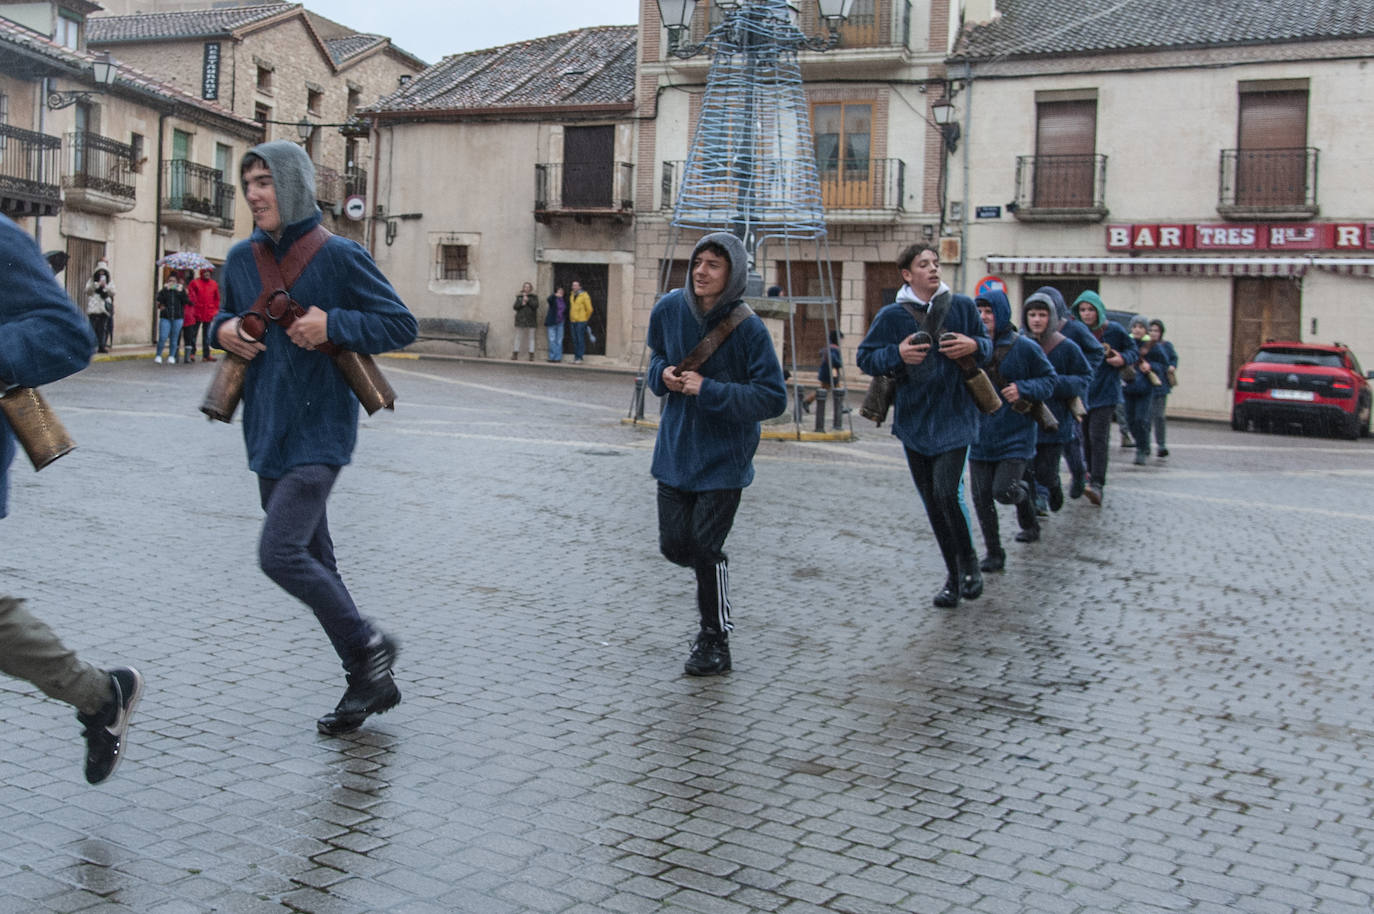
[
  {"left": 684, "top": 629, "right": 731, "bottom": 677},
  {"left": 933, "top": 578, "right": 960, "bottom": 608},
  {"left": 979, "top": 552, "right": 1005, "bottom": 573},
  {"left": 1069, "top": 475, "right": 1086, "bottom": 500},
  {"left": 1015, "top": 528, "right": 1040, "bottom": 543},
  {"left": 317, "top": 672, "right": 401, "bottom": 735},
  {"left": 78, "top": 667, "right": 143, "bottom": 785},
  {"left": 959, "top": 569, "right": 983, "bottom": 600},
  {"left": 1048, "top": 485, "right": 1064, "bottom": 512},
  {"left": 354, "top": 630, "right": 399, "bottom": 684}
]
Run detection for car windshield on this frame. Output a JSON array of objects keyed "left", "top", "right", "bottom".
[{"left": 1253, "top": 349, "right": 1344, "bottom": 368}]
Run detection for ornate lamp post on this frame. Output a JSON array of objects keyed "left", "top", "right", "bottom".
[{"left": 47, "top": 52, "right": 118, "bottom": 110}]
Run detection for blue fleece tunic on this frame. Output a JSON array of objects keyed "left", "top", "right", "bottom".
[
  {"left": 646, "top": 288, "right": 787, "bottom": 492},
  {"left": 971, "top": 290, "right": 1056, "bottom": 462},
  {"left": 1074, "top": 291, "right": 1138, "bottom": 410},
  {"left": 0, "top": 215, "right": 96, "bottom": 518},
  {"left": 209, "top": 213, "right": 417, "bottom": 478},
  {"left": 856, "top": 287, "right": 992, "bottom": 456}
]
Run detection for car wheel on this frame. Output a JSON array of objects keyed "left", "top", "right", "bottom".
[
  {"left": 1231, "top": 408, "right": 1246, "bottom": 432},
  {"left": 1361, "top": 398, "right": 1371, "bottom": 438},
  {"left": 1341, "top": 410, "right": 1361, "bottom": 440}
]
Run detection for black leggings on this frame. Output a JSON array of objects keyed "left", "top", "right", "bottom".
[
  {"left": 657, "top": 483, "right": 742, "bottom": 632},
  {"left": 1083, "top": 405, "right": 1114, "bottom": 487},
  {"left": 904, "top": 446, "right": 976, "bottom": 580},
  {"left": 969, "top": 458, "right": 1033, "bottom": 554}
]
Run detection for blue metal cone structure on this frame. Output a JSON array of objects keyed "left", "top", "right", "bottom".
[{"left": 671, "top": 0, "right": 827, "bottom": 250}]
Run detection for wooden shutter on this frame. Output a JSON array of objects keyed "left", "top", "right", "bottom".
[
  {"left": 1034, "top": 100, "right": 1096, "bottom": 207},
  {"left": 562, "top": 126, "right": 614, "bottom": 208},
  {"left": 1236, "top": 91, "right": 1308, "bottom": 206}
]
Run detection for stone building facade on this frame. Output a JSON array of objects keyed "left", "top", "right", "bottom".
[
  {"left": 88, "top": 2, "right": 425, "bottom": 244},
  {"left": 947, "top": 0, "right": 1374, "bottom": 418},
  {"left": 1, "top": 1, "right": 261, "bottom": 346}
]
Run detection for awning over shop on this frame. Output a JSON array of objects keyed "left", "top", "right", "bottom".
[
  {"left": 985, "top": 255, "right": 1374, "bottom": 278},
  {"left": 984, "top": 255, "right": 1309, "bottom": 277}
]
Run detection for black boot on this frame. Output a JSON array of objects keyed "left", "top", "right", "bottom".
[
  {"left": 959, "top": 560, "right": 983, "bottom": 600},
  {"left": 933, "top": 576, "right": 960, "bottom": 608},
  {"left": 979, "top": 551, "right": 1005, "bottom": 573},
  {"left": 317, "top": 672, "right": 401, "bottom": 735},
  {"left": 684, "top": 628, "right": 731, "bottom": 676}
]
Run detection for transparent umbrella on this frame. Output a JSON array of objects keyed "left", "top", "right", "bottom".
[{"left": 157, "top": 251, "right": 213, "bottom": 272}]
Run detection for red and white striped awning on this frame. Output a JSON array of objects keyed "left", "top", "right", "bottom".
[
  {"left": 984, "top": 255, "right": 1311, "bottom": 277},
  {"left": 1307, "top": 258, "right": 1374, "bottom": 278}
]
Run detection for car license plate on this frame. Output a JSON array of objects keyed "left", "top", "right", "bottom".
[{"left": 1270, "top": 389, "right": 1315, "bottom": 401}]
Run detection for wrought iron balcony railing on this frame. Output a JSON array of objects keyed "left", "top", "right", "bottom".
[
  {"left": 344, "top": 166, "right": 368, "bottom": 199},
  {"left": 163, "top": 159, "right": 230, "bottom": 220},
  {"left": 818, "top": 157, "right": 904, "bottom": 212},
  {"left": 63, "top": 131, "right": 136, "bottom": 199},
  {"left": 216, "top": 182, "right": 235, "bottom": 231},
  {"left": 534, "top": 161, "right": 634, "bottom": 217},
  {"left": 315, "top": 164, "right": 342, "bottom": 206},
  {"left": 1012, "top": 153, "right": 1108, "bottom": 220},
  {"left": 0, "top": 123, "right": 62, "bottom": 217},
  {"left": 1219, "top": 147, "right": 1318, "bottom": 213}
]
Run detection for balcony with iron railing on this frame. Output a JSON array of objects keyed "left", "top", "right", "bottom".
[
  {"left": 344, "top": 166, "right": 367, "bottom": 199},
  {"left": 62, "top": 131, "right": 136, "bottom": 215},
  {"left": 1011, "top": 154, "right": 1109, "bottom": 222},
  {"left": 216, "top": 182, "right": 235, "bottom": 232},
  {"left": 674, "top": 0, "right": 911, "bottom": 55},
  {"left": 162, "top": 159, "right": 231, "bottom": 229},
  {"left": 315, "top": 164, "right": 342, "bottom": 206},
  {"left": 0, "top": 123, "right": 62, "bottom": 218},
  {"left": 534, "top": 161, "right": 634, "bottom": 223},
  {"left": 659, "top": 158, "right": 904, "bottom": 221},
  {"left": 1218, "top": 147, "right": 1319, "bottom": 220}
]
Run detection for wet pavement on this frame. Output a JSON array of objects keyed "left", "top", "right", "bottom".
[{"left": 2, "top": 353, "right": 1373, "bottom": 913}]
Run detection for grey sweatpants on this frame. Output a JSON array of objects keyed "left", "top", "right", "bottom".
[{"left": 0, "top": 597, "right": 110, "bottom": 716}]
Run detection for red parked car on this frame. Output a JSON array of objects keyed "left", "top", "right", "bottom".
[{"left": 1232, "top": 341, "right": 1373, "bottom": 439}]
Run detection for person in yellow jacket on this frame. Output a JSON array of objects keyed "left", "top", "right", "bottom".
[{"left": 569, "top": 280, "right": 594, "bottom": 363}]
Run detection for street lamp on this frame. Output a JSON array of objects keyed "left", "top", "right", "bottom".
[
  {"left": 46, "top": 51, "right": 118, "bottom": 110},
  {"left": 296, "top": 117, "right": 315, "bottom": 145},
  {"left": 930, "top": 100, "right": 961, "bottom": 154}
]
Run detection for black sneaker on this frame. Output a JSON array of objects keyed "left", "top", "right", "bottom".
[
  {"left": 77, "top": 667, "right": 143, "bottom": 785},
  {"left": 317, "top": 672, "right": 401, "bottom": 735},
  {"left": 684, "top": 629, "right": 731, "bottom": 677},
  {"left": 1048, "top": 485, "right": 1064, "bottom": 512}
]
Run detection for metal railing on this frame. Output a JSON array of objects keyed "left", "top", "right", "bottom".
[
  {"left": 1014, "top": 153, "right": 1108, "bottom": 210},
  {"left": 216, "top": 182, "right": 235, "bottom": 231},
  {"left": 163, "top": 159, "right": 231, "bottom": 219},
  {"left": 534, "top": 161, "right": 634, "bottom": 212},
  {"left": 1219, "top": 147, "right": 1318, "bottom": 209},
  {"left": 315, "top": 164, "right": 342, "bottom": 205},
  {"left": 0, "top": 123, "right": 61, "bottom": 211},
  {"left": 62, "top": 131, "right": 135, "bottom": 200},
  {"left": 818, "top": 157, "right": 904, "bottom": 211},
  {"left": 344, "top": 166, "right": 367, "bottom": 198}
]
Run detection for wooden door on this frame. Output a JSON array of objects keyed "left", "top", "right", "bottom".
[
  {"left": 775, "top": 260, "right": 841, "bottom": 373},
  {"left": 1236, "top": 91, "right": 1308, "bottom": 206},
  {"left": 864, "top": 260, "right": 901, "bottom": 333},
  {"left": 1034, "top": 100, "right": 1096, "bottom": 207},
  {"left": 562, "top": 126, "right": 613, "bottom": 208},
  {"left": 1231, "top": 277, "right": 1301, "bottom": 385}
]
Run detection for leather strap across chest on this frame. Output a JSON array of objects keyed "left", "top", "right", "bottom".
[
  {"left": 246, "top": 226, "right": 336, "bottom": 354},
  {"left": 676, "top": 303, "right": 754, "bottom": 375}
]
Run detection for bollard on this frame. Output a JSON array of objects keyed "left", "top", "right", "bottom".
[
  {"left": 794, "top": 386, "right": 806, "bottom": 423},
  {"left": 831, "top": 388, "right": 846, "bottom": 430},
  {"left": 632, "top": 375, "right": 646, "bottom": 420},
  {"left": 814, "top": 388, "right": 827, "bottom": 432}
]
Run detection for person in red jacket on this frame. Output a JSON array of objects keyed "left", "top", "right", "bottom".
[{"left": 187, "top": 268, "right": 220, "bottom": 362}]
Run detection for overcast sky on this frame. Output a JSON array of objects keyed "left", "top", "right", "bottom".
[{"left": 305, "top": 0, "right": 642, "bottom": 64}]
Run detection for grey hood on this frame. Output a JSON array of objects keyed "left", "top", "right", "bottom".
[
  {"left": 241, "top": 140, "right": 320, "bottom": 231},
  {"left": 683, "top": 232, "right": 749, "bottom": 317}
]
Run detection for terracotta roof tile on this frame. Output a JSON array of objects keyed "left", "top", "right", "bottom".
[
  {"left": 368, "top": 25, "right": 635, "bottom": 113},
  {"left": 88, "top": 4, "right": 293, "bottom": 43},
  {"left": 954, "top": 0, "right": 1374, "bottom": 60}
]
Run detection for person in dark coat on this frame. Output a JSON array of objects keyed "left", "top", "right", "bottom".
[
  {"left": 512, "top": 282, "right": 539, "bottom": 361},
  {"left": 0, "top": 214, "right": 143, "bottom": 784},
  {"left": 211, "top": 141, "right": 417, "bottom": 735},
  {"left": 857, "top": 243, "right": 992, "bottom": 608},
  {"left": 545, "top": 286, "right": 567, "bottom": 362},
  {"left": 1073, "top": 290, "right": 1137, "bottom": 506},
  {"left": 803, "top": 329, "right": 843, "bottom": 412},
  {"left": 1020, "top": 290, "right": 1092, "bottom": 517},
  {"left": 1033, "top": 287, "right": 1103, "bottom": 501},
  {"left": 968, "top": 289, "right": 1056, "bottom": 571},
  {"left": 1148, "top": 319, "right": 1178, "bottom": 457},
  {"left": 1122, "top": 314, "right": 1158, "bottom": 466},
  {"left": 646, "top": 232, "right": 787, "bottom": 677}
]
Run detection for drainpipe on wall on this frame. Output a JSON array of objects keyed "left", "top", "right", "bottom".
[
  {"left": 151, "top": 110, "right": 167, "bottom": 343},
  {"left": 954, "top": 63, "right": 973, "bottom": 293},
  {"left": 35, "top": 78, "right": 49, "bottom": 248}
]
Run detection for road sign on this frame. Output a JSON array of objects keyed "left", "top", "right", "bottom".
[
  {"left": 344, "top": 195, "right": 367, "bottom": 222},
  {"left": 975, "top": 275, "right": 1007, "bottom": 297}
]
